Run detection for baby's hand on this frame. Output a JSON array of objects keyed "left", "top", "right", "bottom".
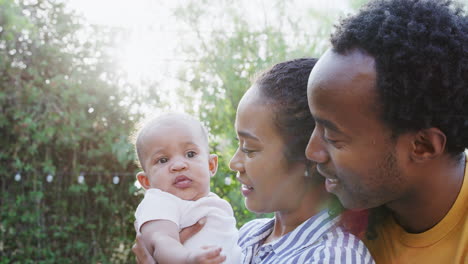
[{"left": 186, "top": 245, "right": 226, "bottom": 264}]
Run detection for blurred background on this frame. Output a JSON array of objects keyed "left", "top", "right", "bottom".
[{"left": 0, "top": 0, "right": 382, "bottom": 262}]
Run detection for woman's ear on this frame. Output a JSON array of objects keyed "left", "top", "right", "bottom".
[
  {"left": 410, "top": 128, "right": 446, "bottom": 162},
  {"left": 136, "top": 171, "right": 151, "bottom": 189},
  {"left": 208, "top": 154, "right": 218, "bottom": 177}
]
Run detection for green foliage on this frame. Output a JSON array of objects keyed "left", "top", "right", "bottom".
[
  {"left": 1, "top": 178, "right": 139, "bottom": 263},
  {"left": 172, "top": 0, "right": 345, "bottom": 227},
  {"left": 0, "top": 0, "right": 140, "bottom": 262},
  {"left": 0, "top": 0, "right": 367, "bottom": 262}
]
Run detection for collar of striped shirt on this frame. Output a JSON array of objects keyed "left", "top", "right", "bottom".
[{"left": 239, "top": 210, "right": 340, "bottom": 259}]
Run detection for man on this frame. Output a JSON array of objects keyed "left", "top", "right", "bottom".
[{"left": 305, "top": 0, "right": 467, "bottom": 263}]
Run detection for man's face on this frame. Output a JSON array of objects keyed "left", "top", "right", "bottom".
[{"left": 305, "top": 49, "right": 409, "bottom": 210}]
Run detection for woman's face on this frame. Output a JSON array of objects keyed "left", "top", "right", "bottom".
[{"left": 229, "top": 85, "right": 307, "bottom": 213}]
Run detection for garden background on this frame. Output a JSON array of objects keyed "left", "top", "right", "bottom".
[{"left": 1, "top": 0, "right": 372, "bottom": 262}]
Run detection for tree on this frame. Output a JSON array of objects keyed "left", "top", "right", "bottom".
[
  {"left": 0, "top": 0, "right": 139, "bottom": 262},
  {"left": 0, "top": 0, "right": 368, "bottom": 262},
  {"left": 172, "top": 0, "right": 348, "bottom": 226}
]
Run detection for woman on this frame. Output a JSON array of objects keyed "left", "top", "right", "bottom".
[{"left": 133, "top": 58, "right": 374, "bottom": 263}]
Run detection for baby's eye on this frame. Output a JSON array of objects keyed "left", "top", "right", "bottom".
[
  {"left": 157, "top": 157, "right": 168, "bottom": 164},
  {"left": 186, "top": 151, "right": 196, "bottom": 158}
]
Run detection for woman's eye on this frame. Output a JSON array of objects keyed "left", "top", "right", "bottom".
[
  {"left": 186, "top": 151, "right": 196, "bottom": 158},
  {"left": 241, "top": 147, "right": 252, "bottom": 154},
  {"left": 241, "top": 147, "right": 256, "bottom": 157}
]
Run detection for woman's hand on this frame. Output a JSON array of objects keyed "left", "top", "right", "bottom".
[
  {"left": 186, "top": 245, "right": 226, "bottom": 264},
  {"left": 180, "top": 217, "right": 206, "bottom": 244},
  {"left": 133, "top": 221, "right": 155, "bottom": 264},
  {"left": 132, "top": 218, "right": 206, "bottom": 263}
]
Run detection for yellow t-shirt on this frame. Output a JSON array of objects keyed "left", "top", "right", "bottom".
[{"left": 365, "top": 155, "right": 468, "bottom": 264}]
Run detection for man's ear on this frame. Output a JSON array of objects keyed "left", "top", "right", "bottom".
[
  {"left": 208, "top": 154, "right": 218, "bottom": 177},
  {"left": 410, "top": 128, "right": 446, "bottom": 162},
  {"left": 136, "top": 171, "right": 151, "bottom": 189}
]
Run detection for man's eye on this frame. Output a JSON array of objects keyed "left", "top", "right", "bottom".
[
  {"left": 321, "top": 130, "right": 339, "bottom": 145},
  {"left": 322, "top": 133, "right": 344, "bottom": 149},
  {"left": 186, "top": 151, "right": 196, "bottom": 158}
]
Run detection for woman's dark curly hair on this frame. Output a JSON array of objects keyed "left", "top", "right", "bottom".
[
  {"left": 331, "top": 0, "right": 468, "bottom": 156},
  {"left": 254, "top": 58, "right": 343, "bottom": 218},
  {"left": 254, "top": 58, "right": 317, "bottom": 167}
]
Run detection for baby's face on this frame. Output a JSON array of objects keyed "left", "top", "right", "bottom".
[{"left": 139, "top": 118, "right": 216, "bottom": 201}]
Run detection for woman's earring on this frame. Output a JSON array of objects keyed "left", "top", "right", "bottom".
[{"left": 304, "top": 169, "right": 309, "bottom": 177}]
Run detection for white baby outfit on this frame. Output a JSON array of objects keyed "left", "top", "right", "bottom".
[{"left": 135, "top": 188, "right": 242, "bottom": 264}]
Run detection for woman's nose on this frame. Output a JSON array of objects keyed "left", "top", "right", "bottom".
[{"left": 229, "top": 149, "right": 244, "bottom": 173}]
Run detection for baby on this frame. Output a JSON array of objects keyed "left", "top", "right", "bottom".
[{"left": 134, "top": 113, "right": 241, "bottom": 264}]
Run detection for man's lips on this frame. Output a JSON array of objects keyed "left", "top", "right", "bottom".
[
  {"left": 174, "top": 175, "right": 192, "bottom": 188},
  {"left": 325, "top": 178, "right": 340, "bottom": 193},
  {"left": 316, "top": 165, "right": 338, "bottom": 180},
  {"left": 316, "top": 166, "right": 340, "bottom": 193}
]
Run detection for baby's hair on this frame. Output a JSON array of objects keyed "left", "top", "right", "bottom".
[{"left": 132, "top": 112, "right": 209, "bottom": 171}]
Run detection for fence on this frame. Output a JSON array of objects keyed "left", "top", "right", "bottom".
[{"left": 0, "top": 170, "right": 141, "bottom": 263}]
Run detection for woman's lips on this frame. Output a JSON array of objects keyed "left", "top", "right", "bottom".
[
  {"left": 236, "top": 176, "right": 254, "bottom": 196},
  {"left": 241, "top": 184, "right": 254, "bottom": 196}
]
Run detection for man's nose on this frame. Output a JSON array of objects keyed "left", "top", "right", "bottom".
[{"left": 305, "top": 129, "right": 329, "bottom": 164}]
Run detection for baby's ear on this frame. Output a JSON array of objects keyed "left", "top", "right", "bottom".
[
  {"left": 136, "top": 171, "right": 150, "bottom": 189},
  {"left": 208, "top": 154, "right": 218, "bottom": 177}
]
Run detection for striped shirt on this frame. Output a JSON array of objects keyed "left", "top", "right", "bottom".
[{"left": 238, "top": 210, "right": 375, "bottom": 264}]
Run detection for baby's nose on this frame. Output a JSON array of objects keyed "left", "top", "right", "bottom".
[{"left": 170, "top": 159, "right": 187, "bottom": 171}]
